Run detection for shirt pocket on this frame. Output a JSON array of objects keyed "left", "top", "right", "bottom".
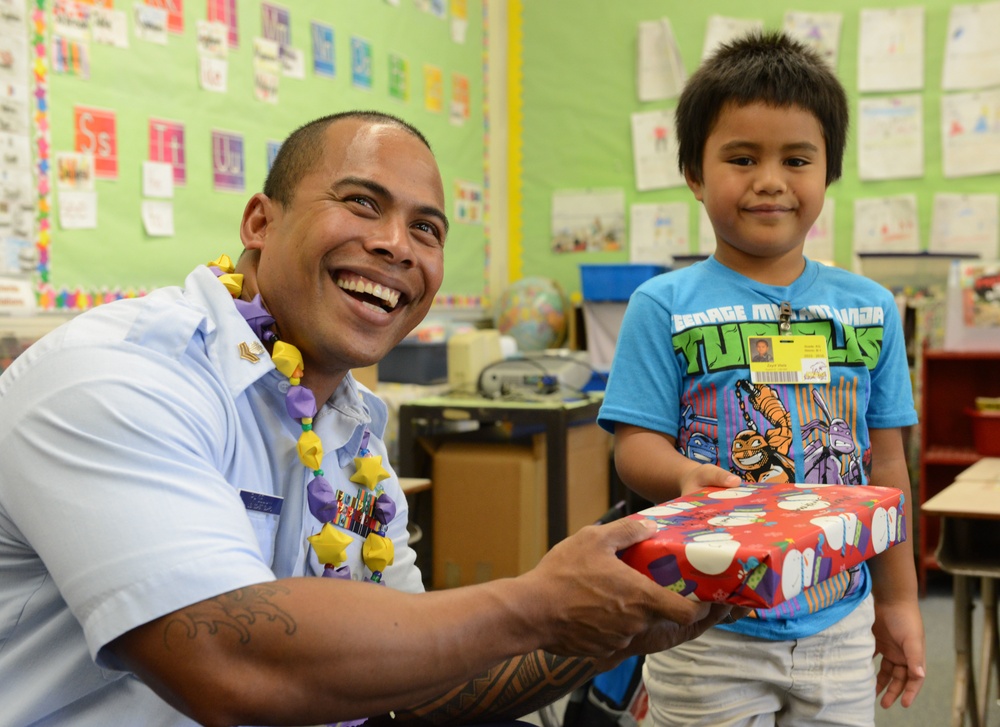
[{"left": 244, "top": 509, "right": 278, "bottom": 564}]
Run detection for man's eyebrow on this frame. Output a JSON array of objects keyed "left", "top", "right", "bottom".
[{"left": 334, "top": 176, "right": 450, "bottom": 235}]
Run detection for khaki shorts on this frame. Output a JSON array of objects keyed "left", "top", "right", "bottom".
[{"left": 644, "top": 595, "right": 876, "bottom": 727}]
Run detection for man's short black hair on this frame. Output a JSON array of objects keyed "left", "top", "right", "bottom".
[
  {"left": 675, "top": 30, "right": 849, "bottom": 186},
  {"left": 263, "top": 111, "right": 431, "bottom": 207}
]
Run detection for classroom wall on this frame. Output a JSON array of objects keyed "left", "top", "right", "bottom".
[
  {"left": 18, "top": 0, "right": 487, "bottom": 306},
  {"left": 515, "top": 0, "right": 1000, "bottom": 298}
]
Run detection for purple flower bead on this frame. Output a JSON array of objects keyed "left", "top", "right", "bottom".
[
  {"left": 233, "top": 294, "right": 276, "bottom": 341},
  {"left": 286, "top": 385, "right": 317, "bottom": 420},
  {"left": 372, "top": 493, "right": 396, "bottom": 525},
  {"left": 307, "top": 476, "right": 337, "bottom": 522},
  {"left": 321, "top": 564, "right": 351, "bottom": 580}
]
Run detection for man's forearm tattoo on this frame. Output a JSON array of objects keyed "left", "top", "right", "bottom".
[
  {"left": 392, "top": 651, "right": 598, "bottom": 724},
  {"left": 162, "top": 584, "right": 296, "bottom": 647}
]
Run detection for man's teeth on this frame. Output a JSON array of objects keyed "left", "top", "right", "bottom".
[{"left": 337, "top": 278, "right": 400, "bottom": 309}]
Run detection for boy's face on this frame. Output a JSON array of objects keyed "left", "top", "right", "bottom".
[{"left": 687, "top": 102, "right": 827, "bottom": 280}]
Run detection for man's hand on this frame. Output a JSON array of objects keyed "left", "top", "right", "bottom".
[{"left": 514, "top": 517, "right": 739, "bottom": 665}]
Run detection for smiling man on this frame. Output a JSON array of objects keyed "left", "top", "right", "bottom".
[{"left": 0, "top": 111, "right": 737, "bottom": 727}]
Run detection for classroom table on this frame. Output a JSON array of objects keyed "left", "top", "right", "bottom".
[
  {"left": 921, "top": 457, "right": 1000, "bottom": 727},
  {"left": 395, "top": 393, "right": 604, "bottom": 549}
]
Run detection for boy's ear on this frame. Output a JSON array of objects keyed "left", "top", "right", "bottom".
[
  {"left": 240, "top": 193, "right": 275, "bottom": 251},
  {"left": 684, "top": 167, "right": 704, "bottom": 202}
]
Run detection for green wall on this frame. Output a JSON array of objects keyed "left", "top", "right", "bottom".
[
  {"left": 45, "top": 0, "right": 485, "bottom": 299},
  {"left": 518, "top": 1, "right": 998, "bottom": 297}
]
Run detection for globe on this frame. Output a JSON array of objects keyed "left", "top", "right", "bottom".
[{"left": 495, "top": 277, "right": 569, "bottom": 352}]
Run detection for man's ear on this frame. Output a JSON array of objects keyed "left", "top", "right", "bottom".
[
  {"left": 684, "top": 167, "right": 704, "bottom": 202},
  {"left": 240, "top": 193, "right": 274, "bottom": 251}
]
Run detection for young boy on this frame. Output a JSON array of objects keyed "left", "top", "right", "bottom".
[{"left": 599, "top": 31, "right": 926, "bottom": 726}]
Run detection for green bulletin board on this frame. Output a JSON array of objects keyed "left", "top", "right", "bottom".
[
  {"left": 41, "top": 0, "right": 485, "bottom": 306},
  {"left": 517, "top": 0, "right": 1000, "bottom": 297}
]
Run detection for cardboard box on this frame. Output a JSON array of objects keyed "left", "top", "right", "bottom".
[
  {"left": 431, "top": 423, "right": 610, "bottom": 588},
  {"left": 619, "top": 482, "right": 905, "bottom": 609},
  {"left": 351, "top": 364, "right": 378, "bottom": 390}
]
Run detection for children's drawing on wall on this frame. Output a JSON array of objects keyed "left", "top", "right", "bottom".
[
  {"left": 197, "top": 20, "right": 229, "bottom": 93},
  {"left": 636, "top": 18, "right": 685, "bottom": 102},
  {"left": 630, "top": 201, "right": 689, "bottom": 265},
  {"left": 551, "top": 189, "right": 625, "bottom": 253},
  {"left": 941, "top": 89, "right": 1000, "bottom": 179},
  {"left": 52, "top": 0, "right": 92, "bottom": 77},
  {"left": 857, "top": 6, "right": 924, "bottom": 93},
  {"left": 782, "top": 10, "right": 842, "bottom": 70},
  {"left": 858, "top": 94, "right": 923, "bottom": 180},
  {"left": 630, "top": 109, "right": 684, "bottom": 191},
  {"left": 56, "top": 151, "right": 97, "bottom": 231},
  {"left": 253, "top": 37, "right": 280, "bottom": 103},
  {"left": 930, "top": 193, "right": 1000, "bottom": 259},
  {"left": 942, "top": 1, "right": 1000, "bottom": 91},
  {"left": 701, "top": 15, "right": 762, "bottom": 60},
  {"left": 853, "top": 194, "right": 920, "bottom": 254},
  {"left": 454, "top": 180, "right": 483, "bottom": 224}
]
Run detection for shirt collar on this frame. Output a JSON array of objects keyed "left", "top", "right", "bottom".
[{"left": 184, "top": 264, "right": 387, "bottom": 449}]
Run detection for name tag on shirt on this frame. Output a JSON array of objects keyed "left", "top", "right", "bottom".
[
  {"left": 748, "top": 335, "right": 830, "bottom": 385},
  {"left": 239, "top": 489, "right": 284, "bottom": 515}
]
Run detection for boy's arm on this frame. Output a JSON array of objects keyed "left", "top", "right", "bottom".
[
  {"left": 613, "top": 423, "right": 740, "bottom": 504},
  {"left": 866, "top": 426, "right": 926, "bottom": 709}
]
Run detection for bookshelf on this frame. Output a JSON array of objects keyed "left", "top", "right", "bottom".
[{"left": 917, "top": 348, "right": 1000, "bottom": 594}]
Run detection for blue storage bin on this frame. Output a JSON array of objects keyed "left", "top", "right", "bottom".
[{"left": 579, "top": 264, "right": 668, "bottom": 302}]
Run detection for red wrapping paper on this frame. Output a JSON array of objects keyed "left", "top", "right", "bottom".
[{"left": 619, "top": 482, "right": 905, "bottom": 609}]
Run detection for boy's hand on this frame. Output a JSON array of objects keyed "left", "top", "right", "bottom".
[
  {"left": 679, "top": 463, "right": 742, "bottom": 496},
  {"left": 873, "top": 599, "right": 926, "bottom": 709}
]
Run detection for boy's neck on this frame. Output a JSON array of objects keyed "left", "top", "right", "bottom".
[{"left": 712, "top": 248, "right": 807, "bottom": 287}]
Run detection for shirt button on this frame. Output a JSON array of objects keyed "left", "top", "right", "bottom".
[{"left": 277, "top": 381, "right": 290, "bottom": 393}]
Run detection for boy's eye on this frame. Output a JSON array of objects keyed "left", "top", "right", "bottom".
[
  {"left": 786, "top": 158, "right": 810, "bottom": 167},
  {"left": 729, "top": 157, "right": 754, "bottom": 166}
]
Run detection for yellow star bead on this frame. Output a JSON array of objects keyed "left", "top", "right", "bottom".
[
  {"left": 308, "top": 523, "right": 353, "bottom": 566},
  {"left": 217, "top": 273, "right": 244, "bottom": 297},
  {"left": 207, "top": 254, "right": 235, "bottom": 273},
  {"left": 272, "top": 341, "right": 304, "bottom": 380},
  {"left": 296, "top": 430, "right": 324, "bottom": 471},
  {"left": 363, "top": 532, "right": 395, "bottom": 572},
  {"left": 350, "top": 455, "right": 390, "bottom": 489}
]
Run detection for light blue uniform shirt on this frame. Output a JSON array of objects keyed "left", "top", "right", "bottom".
[{"left": 0, "top": 265, "right": 422, "bottom": 726}]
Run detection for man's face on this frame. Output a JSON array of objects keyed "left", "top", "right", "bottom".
[
  {"left": 245, "top": 118, "right": 447, "bottom": 391},
  {"left": 687, "top": 101, "right": 827, "bottom": 277}
]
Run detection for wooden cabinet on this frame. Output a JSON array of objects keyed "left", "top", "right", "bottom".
[{"left": 918, "top": 349, "right": 1000, "bottom": 594}]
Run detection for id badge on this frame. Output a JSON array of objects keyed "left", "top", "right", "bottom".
[{"left": 748, "top": 335, "right": 830, "bottom": 385}]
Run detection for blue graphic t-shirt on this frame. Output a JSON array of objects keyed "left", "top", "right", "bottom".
[{"left": 598, "top": 256, "right": 917, "bottom": 640}]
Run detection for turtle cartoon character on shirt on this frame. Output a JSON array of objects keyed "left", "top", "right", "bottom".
[{"left": 730, "top": 380, "right": 794, "bottom": 483}]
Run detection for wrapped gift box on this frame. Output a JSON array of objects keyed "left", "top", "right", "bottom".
[{"left": 619, "top": 482, "right": 905, "bottom": 609}]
